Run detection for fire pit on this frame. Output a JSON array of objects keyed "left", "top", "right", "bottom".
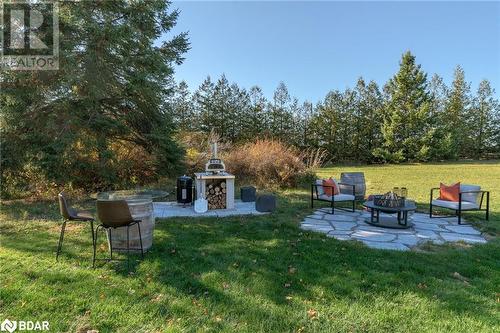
[
  {"left": 363, "top": 190, "right": 415, "bottom": 229},
  {"left": 373, "top": 192, "right": 405, "bottom": 208}
]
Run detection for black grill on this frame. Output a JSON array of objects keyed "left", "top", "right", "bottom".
[{"left": 176, "top": 175, "right": 193, "bottom": 204}]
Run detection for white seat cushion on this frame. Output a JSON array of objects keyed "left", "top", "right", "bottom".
[
  {"left": 320, "top": 194, "right": 355, "bottom": 202},
  {"left": 432, "top": 199, "right": 479, "bottom": 211},
  {"left": 460, "top": 184, "right": 481, "bottom": 203}
]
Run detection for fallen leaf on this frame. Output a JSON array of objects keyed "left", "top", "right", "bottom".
[
  {"left": 215, "top": 316, "right": 222, "bottom": 322},
  {"left": 151, "top": 294, "right": 164, "bottom": 303},
  {"left": 452, "top": 272, "right": 469, "bottom": 283},
  {"left": 222, "top": 282, "right": 230, "bottom": 290},
  {"left": 170, "top": 248, "right": 176, "bottom": 254},
  {"left": 288, "top": 266, "right": 297, "bottom": 274},
  {"left": 307, "top": 308, "right": 318, "bottom": 320}
]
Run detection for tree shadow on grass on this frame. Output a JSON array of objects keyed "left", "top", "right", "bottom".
[
  {"left": 148, "top": 214, "right": 499, "bottom": 327},
  {"left": 2, "top": 194, "right": 499, "bottom": 330}
]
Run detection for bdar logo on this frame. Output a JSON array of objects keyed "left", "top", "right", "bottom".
[{"left": 1, "top": 319, "right": 17, "bottom": 333}]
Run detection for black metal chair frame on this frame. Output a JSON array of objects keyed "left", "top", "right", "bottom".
[
  {"left": 429, "top": 188, "right": 490, "bottom": 225},
  {"left": 93, "top": 220, "right": 144, "bottom": 269},
  {"left": 56, "top": 193, "right": 95, "bottom": 262},
  {"left": 311, "top": 183, "right": 356, "bottom": 214}
]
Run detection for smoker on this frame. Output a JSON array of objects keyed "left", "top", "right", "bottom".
[{"left": 176, "top": 175, "right": 193, "bottom": 205}]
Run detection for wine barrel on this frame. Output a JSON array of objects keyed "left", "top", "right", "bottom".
[
  {"left": 106, "top": 197, "right": 154, "bottom": 252},
  {"left": 340, "top": 172, "right": 366, "bottom": 200}
]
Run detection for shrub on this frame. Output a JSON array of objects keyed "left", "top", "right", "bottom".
[{"left": 224, "top": 139, "right": 314, "bottom": 188}]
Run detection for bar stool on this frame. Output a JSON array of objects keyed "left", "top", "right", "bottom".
[
  {"left": 56, "top": 192, "right": 95, "bottom": 261},
  {"left": 94, "top": 200, "right": 144, "bottom": 269}
]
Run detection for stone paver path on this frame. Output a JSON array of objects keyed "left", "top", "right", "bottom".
[
  {"left": 154, "top": 200, "right": 266, "bottom": 218},
  {"left": 300, "top": 208, "right": 487, "bottom": 251}
]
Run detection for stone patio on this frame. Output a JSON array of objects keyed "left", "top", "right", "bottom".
[
  {"left": 300, "top": 208, "right": 487, "bottom": 251},
  {"left": 154, "top": 200, "right": 266, "bottom": 218}
]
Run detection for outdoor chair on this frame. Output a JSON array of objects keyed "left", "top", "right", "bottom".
[
  {"left": 311, "top": 179, "right": 356, "bottom": 214},
  {"left": 56, "top": 192, "right": 95, "bottom": 261},
  {"left": 94, "top": 200, "right": 144, "bottom": 269},
  {"left": 429, "top": 184, "right": 489, "bottom": 224}
]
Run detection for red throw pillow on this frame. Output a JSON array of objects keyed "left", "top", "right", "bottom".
[
  {"left": 439, "top": 182, "right": 460, "bottom": 202},
  {"left": 322, "top": 178, "right": 339, "bottom": 196}
]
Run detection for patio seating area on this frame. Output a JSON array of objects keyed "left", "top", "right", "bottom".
[
  {"left": 300, "top": 208, "right": 488, "bottom": 251},
  {"left": 307, "top": 174, "right": 491, "bottom": 250}
]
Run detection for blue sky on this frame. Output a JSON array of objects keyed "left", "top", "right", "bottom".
[{"left": 165, "top": 1, "right": 500, "bottom": 103}]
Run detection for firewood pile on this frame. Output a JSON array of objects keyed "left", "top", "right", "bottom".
[{"left": 206, "top": 181, "right": 227, "bottom": 209}]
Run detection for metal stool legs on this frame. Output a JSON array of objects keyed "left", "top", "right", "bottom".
[
  {"left": 137, "top": 222, "right": 144, "bottom": 258},
  {"left": 56, "top": 220, "right": 67, "bottom": 261},
  {"left": 92, "top": 222, "right": 144, "bottom": 269}
]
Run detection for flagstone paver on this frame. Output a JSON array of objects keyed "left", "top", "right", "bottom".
[
  {"left": 443, "top": 225, "right": 481, "bottom": 235},
  {"left": 300, "top": 209, "right": 488, "bottom": 251},
  {"left": 323, "top": 214, "right": 357, "bottom": 222}
]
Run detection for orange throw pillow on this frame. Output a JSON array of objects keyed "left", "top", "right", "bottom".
[
  {"left": 322, "top": 178, "right": 339, "bottom": 196},
  {"left": 439, "top": 182, "right": 460, "bottom": 202}
]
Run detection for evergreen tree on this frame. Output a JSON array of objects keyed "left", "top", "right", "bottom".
[
  {"left": 193, "top": 76, "right": 215, "bottom": 133},
  {"left": 270, "top": 82, "right": 293, "bottom": 140},
  {"left": 310, "top": 91, "right": 344, "bottom": 161},
  {"left": 354, "top": 78, "right": 383, "bottom": 162},
  {"left": 171, "top": 81, "right": 195, "bottom": 131},
  {"left": 246, "top": 86, "right": 268, "bottom": 139},
  {"left": 376, "top": 51, "right": 434, "bottom": 162},
  {"left": 428, "top": 74, "right": 454, "bottom": 159},
  {"left": 470, "top": 80, "right": 499, "bottom": 157},
  {"left": 444, "top": 66, "right": 471, "bottom": 158},
  {"left": 1, "top": 0, "right": 189, "bottom": 193},
  {"left": 296, "top": 101, "right": 314, "bottom": 147}
]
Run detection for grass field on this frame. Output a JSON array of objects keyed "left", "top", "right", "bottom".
[{"left": 1, "top": 161, "right": 499, "bottom": 332}]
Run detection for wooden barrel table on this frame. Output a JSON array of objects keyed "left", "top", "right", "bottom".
[
  {"left": 340, "top": 172, "right": 366, "bottom": 200},
  {"left": 106, "top": 197, "right": 154, "bottom": 252},
  {"left": 96, "top": 191, "right": 165, "bottom": 253}
]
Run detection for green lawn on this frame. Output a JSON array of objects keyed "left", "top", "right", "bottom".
[{"left": 1, "top": 161, "right": 499, "bottom": 332}]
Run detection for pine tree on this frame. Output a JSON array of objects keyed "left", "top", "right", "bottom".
[
  {"left": 270, "top": 82, "right": 293, "bottom": 140},
  {"left": 171, "top": 81, "right": 194, "bottom": 131},
  {"left": 246, "top": 86, "right": 268, "bottom": 139},
  {"left": 444, "top": 66, "right": 471, "bottom": 158},
  {"left": 470, "top": 80, "right": 499, "bottom": 157},
  {"left": 310, "top": 90, "right": 344, "bottom": 161},
  {"left": 376, "top": 51, "right": 434, "bottom": 162},
  {"left": 354, "top": 78, "right": 383, "bottom": 162},
  {"left": 193, "top": 76, "right": 215, "bottom": 133},
  {"left": 428, "top": 74, "right": 454, "bottom": 159},
  {"left": 1, "top": 0, "right": 189, "bottom": 193}
]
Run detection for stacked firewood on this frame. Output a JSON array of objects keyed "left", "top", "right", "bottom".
[{"left": 206, "top": 182, "right": 227, "bottom": 209}]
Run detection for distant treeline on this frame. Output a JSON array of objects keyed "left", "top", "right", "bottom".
[{"left": 170, "top": 52, "right": 500, "bottom": 163}]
